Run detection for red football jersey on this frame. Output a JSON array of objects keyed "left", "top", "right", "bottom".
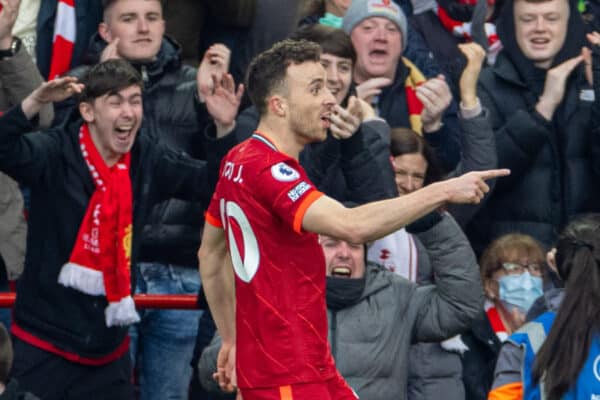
[{"left": 206, "top": 132, "right": 338, "bottom": 389}]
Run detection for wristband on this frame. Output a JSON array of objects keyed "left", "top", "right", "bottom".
[{"left": 0, "top": 37, "right": 21, "bottom": 60}]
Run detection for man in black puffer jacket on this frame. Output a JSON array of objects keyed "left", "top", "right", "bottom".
[
  {"left": 466, "top": 0, "right": 600, "bottom": 253},
  {"left": 53, "top": 1, "right": 244, "bottom": 399}
]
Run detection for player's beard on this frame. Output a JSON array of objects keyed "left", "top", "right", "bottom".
[{"left": 289, "top": 107, "right": 327, "bottom": 144}]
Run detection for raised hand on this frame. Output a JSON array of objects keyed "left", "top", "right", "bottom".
[
  {"left": 330, "top": 96, "right": 363, "bottom": 139},
  {"left": 213, "top": 341, "right": 237, "bottom": 393},
  {"left": 198, "top": 44, "right": 231, "bottom": 101},
  {"left": 355, "top": 77, "right": 392, "bottom": 104},
  {"left": 100, "top": 37, "right": 120, "bottom": 62},
  {"left": 21, "top": 77, "right": 84, "bottom": 119},
  {"left": 442, "top": 169, "right": 510, "bottom": 204},
  {"left": 458, "top": 42, "right": 486, "bottom": 108},
  {"left": 583, "top": 32, "right": 600, "bottom": 85},
  {"left": 0, "top": 0, "right": 20, "bottom": 50},
  {"left": 417, "top": 75, "right": 453, "bottom": 132},
  {"left": 536, "top": 55, "right": 584, "bottom": 120},
  {"left": 204, "top": 73, "right": 244, "bottom": 138}
]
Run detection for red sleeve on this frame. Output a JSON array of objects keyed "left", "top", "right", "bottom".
[
  {"left": 205, "top": 160, "right": 226, "bottom": 227},
  {"left": 255, "top": 160, "right": 322, "bottom": 233}
]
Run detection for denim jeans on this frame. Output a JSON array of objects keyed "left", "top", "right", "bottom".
[{"left": 130, "top": 263, "right": 203, "bottom": 400}]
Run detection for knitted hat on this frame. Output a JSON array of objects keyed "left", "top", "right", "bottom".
[{"left": 342, "top": 0, "right": 408, "bottom": 49}]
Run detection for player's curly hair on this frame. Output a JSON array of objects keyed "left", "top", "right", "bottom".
[{"left": 246, "top": 39, "right": 321, "bottom": 116}]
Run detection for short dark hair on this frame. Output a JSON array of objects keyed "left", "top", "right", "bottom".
[
  {"left": 0, "top": 323, "right": 12, "bottom": 384},
  {"left": 102, "top": 0, "right": 165, "bottom": 13},
  {"left": 246, "top": 39, "right": 322, "bottom": 115},
  {"left": 79, "top": 59, "right": 143, "bottom": 103},
  {"left": 389, "top": 127, "right": 443, "bottom": 185},
  {"left": 290, "top": 25, "right": 356, "bottom": 64}
]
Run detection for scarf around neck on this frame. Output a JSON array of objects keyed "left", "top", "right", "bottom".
[
  {"left": 402, "top": 57, "right": 426, "bottom": 134},
  {"left": 367, "top": 228, "right": 418, "bottom": 281},
  {"left": 58, "top": 123, "right": 140, "bottom": 327}
]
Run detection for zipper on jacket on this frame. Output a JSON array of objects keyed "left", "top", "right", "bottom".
[
  {"left": 141, "top": 65, "right": 149, "bottom": 83},
  {"left": 331, "top": 311, "right": 337, "bottom": 358}
]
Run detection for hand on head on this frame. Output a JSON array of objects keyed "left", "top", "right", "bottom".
[
  {"left": 30, "top": 77, "right": 84, "bottom": 105},
  {"left": 21, "top": 77, "right": 84, "bottom": 120}
]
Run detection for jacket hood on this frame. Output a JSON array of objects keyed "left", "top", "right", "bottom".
[
  {"left": 83, "top": 32, "right": 183, "bottom": 81},
  {"left": 496, "top": 0, "right": 586, "bottom": 91},
  {"left": 360, "top": 262, "right": 396, "bottom": 299}
]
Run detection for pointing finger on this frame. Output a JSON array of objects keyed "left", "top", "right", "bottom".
[{"left": 476, "top": 168, "right": 511, "bottom": 180}]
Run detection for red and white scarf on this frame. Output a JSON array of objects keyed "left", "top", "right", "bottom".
[
  {"left": 58, "top": 123, "right": 139, "bottom": 327},
  {"left": 437, "top": 6, "right": 500, "bottom": 49},
  {"left": 402, "top": 57, "right": 426, "bottom": 134},
  {"left": 485, "top": 300, "right": 509, "bottom": 342},
  {"left": 48, "top": 0, "right": 76, "bottom": 79},
  {"left": 367, "top": 228, "right": 418, "bottom": 281}
]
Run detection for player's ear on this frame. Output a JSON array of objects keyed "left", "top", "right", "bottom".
[{"left": 268, "top": 95, "right": 287, "bottom": 117}]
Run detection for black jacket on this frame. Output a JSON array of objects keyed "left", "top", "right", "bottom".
[
  {"left": 0, "top": 105, "right": 234, "bottom": 358},
  {"left": 460, "top": 312, "right": 503, "bottom": 400},
  {"left": 57, "top": 34, "right": 214, "bottom": 267},
  {"left": 0, "top": 379, "right": 38, "bottom": 400},
  {"left": 230, "top": 106, "right": 397, "bottom": 203},
  {"left": 467, "top": 0, "right": 600, "bottom": 251}
]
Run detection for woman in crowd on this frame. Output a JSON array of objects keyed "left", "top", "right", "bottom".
[
  {"left": 488, "top": 214, "right": 600, "bottom": 399},
  {"left": 461, "top": 233, "right": 546, "bottom": 400},
  {"left": 298, "top": 0, "right": 352, "bottom": 27}
]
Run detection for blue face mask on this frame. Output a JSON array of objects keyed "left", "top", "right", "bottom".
[
  {"left": 498, "top": 272, "right": 543, "bottom": 313},
  {"left": 319, "top": 12, "right": 344, "bottom": 28}
]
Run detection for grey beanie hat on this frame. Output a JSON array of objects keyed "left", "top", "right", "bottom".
[{"left": 342, "top": 0, "right": 408, "bottom": 49}]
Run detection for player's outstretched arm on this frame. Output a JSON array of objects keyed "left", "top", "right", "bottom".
[
  {"left": 302, "top": 169, "right": 509, "bottom": 243},
  {"left": 198, "top": 223, "right": 236, "bottom": 391}
]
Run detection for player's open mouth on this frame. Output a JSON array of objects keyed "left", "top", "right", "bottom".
[
  {"left": 321, "top": 115, "right": 331, "bottom": 129},
  {"left": 331, "top": 267, "right": 351, "bottom": 277}
]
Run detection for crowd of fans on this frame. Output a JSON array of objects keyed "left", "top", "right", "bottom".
[{"left": 1, "top": 0, "right": 600, "bottom": 399}]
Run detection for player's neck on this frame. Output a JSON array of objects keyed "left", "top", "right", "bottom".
[{"left": 256, "top": 119, "right": 304, "bottom": 160}]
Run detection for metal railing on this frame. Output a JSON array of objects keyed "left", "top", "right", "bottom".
[{"left": 0, "top": 293, "right": 199, "bottom": 309}]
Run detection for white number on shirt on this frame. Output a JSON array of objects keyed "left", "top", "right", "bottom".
[{"left": 220, "top": 199, "right": 260, "bottom": 283}]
